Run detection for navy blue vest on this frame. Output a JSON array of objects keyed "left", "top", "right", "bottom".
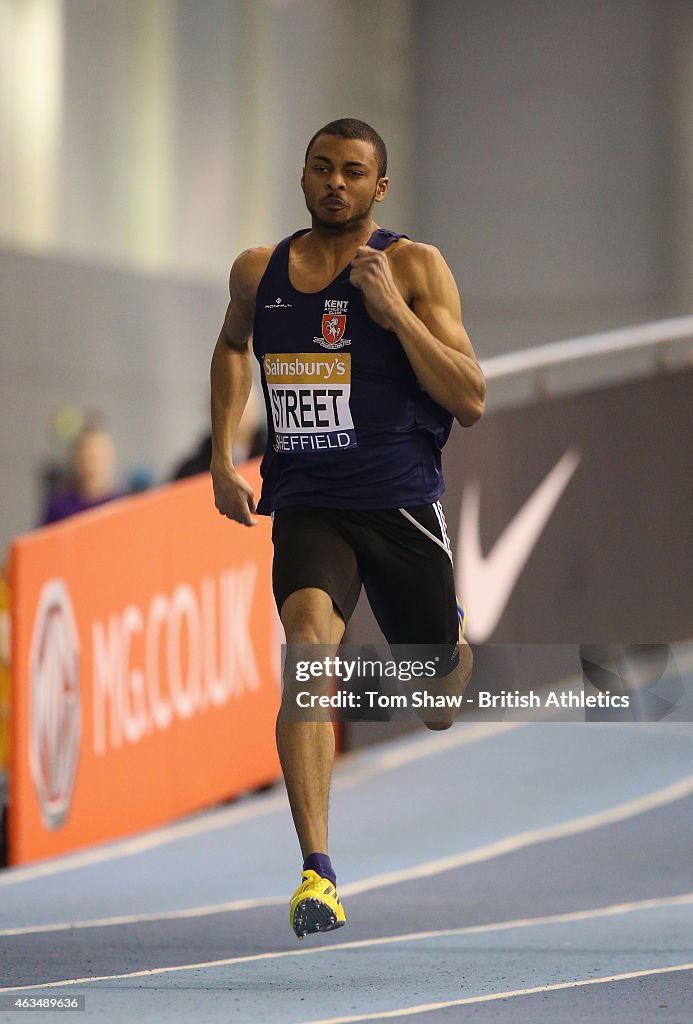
[{"left": 252, "top": 228, "right": 453, "bottom": 513}]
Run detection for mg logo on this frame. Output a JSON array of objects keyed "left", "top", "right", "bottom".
[{"left": 29, "top": 579, "right": 81, "bottom": 829}]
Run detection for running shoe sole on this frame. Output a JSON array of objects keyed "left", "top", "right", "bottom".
[
  {"left": 289, "top": 870, "right": 347, "bottom": 940},
  {"left": 292, "top": 897, "right": 346, "bottom": 940}
]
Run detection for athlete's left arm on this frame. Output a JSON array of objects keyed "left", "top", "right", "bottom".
[{"left": 350, "top": 243, "right": 486, "bottom": 426}]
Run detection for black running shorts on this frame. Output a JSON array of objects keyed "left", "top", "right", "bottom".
[{"left": 271, "top": 503, "right": 460, "bottom": 674}]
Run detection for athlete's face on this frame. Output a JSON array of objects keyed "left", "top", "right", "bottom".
[{"left": 301, "top": 135, "right": 388, "bottom": 232}]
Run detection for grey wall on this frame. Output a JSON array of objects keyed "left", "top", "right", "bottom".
[
  {"left": 413, "top": 0, "right": 693, "bottom": 355},
  {"left": 1, "top": 0, "right": 414, "bottom": 274},
  {"left": 0, "top": 248, "right": 226, "bottom": 545}
]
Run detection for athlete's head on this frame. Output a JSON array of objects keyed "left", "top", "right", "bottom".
[
  {"left": 304, "top": 118, "right": 387, "bottom": 178},
  {"left": 302, "top": 118, "right": 389, "bottom": 232}
]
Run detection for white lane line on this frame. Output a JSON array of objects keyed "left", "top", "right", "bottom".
[
  {"left": 0, "top": 795, "right": 288, "bottom": 887},
  {"left": 1, "top": 891, "right": 692, "bottom": 992},
  {"left": 0, "top": 896, "right": 283, "bottom": 937},
  {"left": 0, "top": 723, "right": 519, "bottom": 887},
  {"left": 349, "top": 722, "right": 524, "bottom": 774},
  {"left": 298, "top": 963, "right": 693, "bottom": 1024},
  {"left": 3, "top": 774, "right": 691, "bottom": 937},
  {"left": 339, "top": 774, "right": 693, "bottom": 898}
]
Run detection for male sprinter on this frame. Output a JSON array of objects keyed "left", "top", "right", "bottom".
[{"left": 210, "top": 118, "right": 485, "bottom": 939}]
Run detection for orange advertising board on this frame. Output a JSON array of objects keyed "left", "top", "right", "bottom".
[
  {"left": 9, "top": 462, "right": 282, "bottom": 865},
  {"left": 0, "top": 572, "right": 10, "bottom": 781}
]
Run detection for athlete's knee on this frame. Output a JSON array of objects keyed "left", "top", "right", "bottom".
[
  {"left": 285, "top": 624, "right": 329, "bottom": 647},
  {"left": 421, "top": 645, "right": 472, "bottom": 732},
  {"left": 459, "top": 639, "right": 473, "bottom": 687},
  {"left": 282, "top": 610, "right": 329, "bottom": 647},
  {"left": 424, "top": 718, "right": 454, "bottom": 731},
  {"left": 280, "top": 588, "right": 337, "bottom": 646}
]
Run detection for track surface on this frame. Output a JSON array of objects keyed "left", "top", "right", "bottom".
[{"left": 1, "top": 715, "right": 692, "bottom": 1022}]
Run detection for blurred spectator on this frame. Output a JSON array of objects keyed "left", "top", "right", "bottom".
[
  {"left": 171, "top": 384, "right": 266, "bottom": 481},
  {"left": 42, "top": 427, "right": 124, "bottom": 525}
]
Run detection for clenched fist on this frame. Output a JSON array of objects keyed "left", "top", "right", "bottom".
[{"left": 349, "top": 245, "right": 404, "bottom": 327}]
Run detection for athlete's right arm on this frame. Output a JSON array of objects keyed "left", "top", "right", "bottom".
[{"left": 210, "top": 248, "right": 268, "bottom": 526}]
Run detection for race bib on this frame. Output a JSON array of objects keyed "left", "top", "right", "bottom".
[{"left": 263, "top": 353, "right": 357, "bottom": 453}]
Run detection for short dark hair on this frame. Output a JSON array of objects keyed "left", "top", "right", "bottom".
[{"left": 304, "top": 118, "right": 387, "bottom": 178}]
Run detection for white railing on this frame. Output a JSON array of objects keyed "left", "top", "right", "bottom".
[{"left": 480, "top": 315, "right": 693, "bottom": 382}]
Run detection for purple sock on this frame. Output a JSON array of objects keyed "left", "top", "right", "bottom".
[{"left": 303, "top": 852, "right": 336, "bottom": 885}]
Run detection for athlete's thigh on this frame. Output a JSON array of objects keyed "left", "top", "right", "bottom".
[
  {"left": 359, "top": 503, "right": 459, "bottom": 658},
  {"left": 271, "top": 506, "right": 362, "bottom": 626}
]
